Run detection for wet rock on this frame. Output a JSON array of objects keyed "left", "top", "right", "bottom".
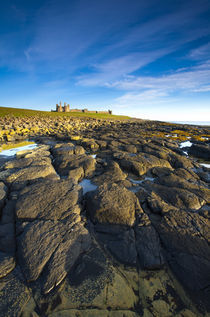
[
  {"left": 147, "top": 191, "right": 175, "bottom": 214},
  {"left": 151, "top": 166, "right": 173, "bottom": 178},
  {"left": 16, "top": 180, "right": 82, "bottom": 221},
  {"left": 156, "top": 174, "right": 209, "bottom": 203},
  {"left": 135, "top": 225, "right": 165, "bottom": 269},
  {"left": 16, "top": 144, "right": 51, "bottom": 159},
  {"left": 145, "top": 183, "right": 204, "bottom": 211},
  {"left": 81, "top": 138, "right": 99, "bottom": 151},
  {"left": 139, "top": 270, "right": 189, "bottom": 317},
  {"left": 0, "top": 266, "right": 31, "bottom": 317},
  {"left": 54, "top": 154, "right": 96, "bottom": 177},
  {"left": 0, "top": 200, "right": 15, "bottom": 224},
  {"left": 174, "top": 168, "right": 200, "bottom": 181},
  {"left": 196, "top": 168, "right": 210, "bottom": 183},
  {"left": 105, "top": 269, "right": 138, "bottom": 309},
  {"left": 52, "top": 143, "right": 85, "bottom": 156},
  {"left": 118, "top": 153, "right": 171, "bottom": 177},
  {"left": 17, "top": 220, "right": 62, "bottom": 281},
  {"left": 96, "top": 140, "right": 107, "bottom": 149},
  {"left": 0, "top": 222, "right": 15, "bottom": 253},
  {"left": 142, "top": 142, "right": 172, "bottom": 160},
  {"left": 0, "top": 252, "right": 15, "bottom": 278},
  {"left": 154, "top": 210, "right": 210, "bottom": 311},
  {"left": 52, "top": 144, "right": 75, "bottom": 156},
  {"left": 93, "top": 161, "right": 127, "bottom": 185},
  {"left": 3, "top": 156, "right": 52, "bottom": 169},
  {"left": 5, "top": 164, "right": 57, "bottom": 184},
  {"left": 169, "top": 153, "right": 194, "bottom": 169},
  {"left": 95, "top": 224, "right": 137, "bottom": 265},
  {"left": 1, "top": 117, "right": 209, "bottom": 315},
  {"left": 86, "top": 183, "right": 142, "bottom": 226},
  {"left": 39, "top": 246, "right": 138, "bottom": 315},
  {"left": 123, "top": 144, "right": 138, "bottom": 153},
  {"left": 67, "top": 167, "right": 84, "bottom": 182},
  {"left": 188, "top": 143, "right": 210, "bottom": 159},
  {"left": 36, "top": 246, "right": 113, "bottom": 314},
  {"left": 49, "top": 310, "right": 139, "bottom": 317},
  {"left": 0, "top": 181, "right": 7, "bottom": 211},
  {"left": 75, "top": 145, "right": 86, "bottom": 155},
  {"left": 42, "top": 222, "right": 91, "bottom": 294}
]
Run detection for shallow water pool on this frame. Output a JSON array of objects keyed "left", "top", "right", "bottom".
[
  {"left": 0, "top": 142, "right": 37, "bottom": 157},
  {"left": 179, "top": 141, "right": 192, "bottom": 148},
  {"left": 79, "top": 179, "right": 98, "bottom": 195}
]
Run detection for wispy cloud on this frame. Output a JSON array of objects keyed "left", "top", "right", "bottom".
[
  {"left": 1, "top": 0, "right": 210, "bottom": 120},
  {"left": 109, "top": 60, "right": 210, "bottom": 92},
  {"left": 77, "top": 48, "right": 172, "bottom": 86},
  {"left": 76, "top": 2, "right": 210, "bottom": 90},
  {"left": 189, "top": 42, "right": 210, "bottom": 60}
]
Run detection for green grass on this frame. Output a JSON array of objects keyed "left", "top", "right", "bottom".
[{"left": 0, "top": 106, "right": 130, "bottom": 120}]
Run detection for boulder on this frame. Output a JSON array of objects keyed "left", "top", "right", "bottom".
[
  {"left": 188, "top": 143, "right": 210, "bottom": 159},
  {"left": 156, "top": 173, "right": 210, "bottom": 203},
  {"left": 94, "top": 224, "right": 137, "bottom": 265},
  {"left": 52, "top": 144, "right": 85, "bottom": 156},
  {"left": 118, "top": 153, "right": 171, "bottom": 176},
  {"left": 154, "top": 210, "right": 210, "bottom": 311},
  {"left": 37, "top": 246, "right": 138, "bottom": 315},
  {"left": 42, "top": 222, "right": 92, "bottom": 294},
  {"left": 0, "top": 223, "right": 15, "bottom": 253},
  {"left": 54, "top": 154, "right": 96, "bottom": 177},
  {"left": 16, "top": 180, "right": 82, "bottom": 221},
  {"left": 0, "top": 252, "right": 15, "bottom": 278},
  {"left": 0, "top": 200, "right": 15, "bottom": 224},
  {"left": 123, "top": 144, "right": 138, "bottom": 153},
  {"left": 86, "top": 183, "right": 142, "bottom": 226},
  {"left": 17, "top": 220, "right": 62, "bottom": 282},
  {"left": 169, "top": 153, "right": 194, "bottom": 169},
  {"left": 135, "top": 225, "right": 165, "bottom": 269},
  {"left": 5, "top": 164, "right": 57, "bottom": 184},
  {"left": 145, "top": 183, "right": 204, "bottom": 211},
  {"left": 16, "top": 144, "right": 50, "bottom": 159},
  {"left": 93, "top": 161, "right": 127, "bottom": 185},
  {"left": 0, "top": 182, "right": 7, "bottom": 212}
]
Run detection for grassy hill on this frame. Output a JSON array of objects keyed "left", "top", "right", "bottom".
[{"left": 0, "top": 106, "right": 130, "bottom": 120}]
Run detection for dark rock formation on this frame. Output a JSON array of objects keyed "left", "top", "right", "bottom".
[
  {"left": 188, "top": 143, "right": 210, "bottom": 159},
  {"left": 0, "top": 117, "right": 209, "bottom": 316},
  {"left": 86, "top": 183, "right": 142, "bottom": 226}
]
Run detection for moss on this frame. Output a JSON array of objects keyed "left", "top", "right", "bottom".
[{"left": 0, "top": 141, "right": 35, "bottom": 152}]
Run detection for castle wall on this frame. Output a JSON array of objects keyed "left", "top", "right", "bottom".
[{"left": 54, "top": 103, "right": 112, "bottom": 114}]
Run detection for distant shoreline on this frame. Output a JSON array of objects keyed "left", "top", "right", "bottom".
[{"left": 168, "top": 121, "right": 210, "bottom": 126}]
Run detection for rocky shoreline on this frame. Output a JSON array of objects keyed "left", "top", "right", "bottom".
[{"left": 0, "top": 116, "right": 209, "bottom": 317}]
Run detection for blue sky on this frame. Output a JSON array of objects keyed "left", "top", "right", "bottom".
[{"left": 0, "top": 0, "right": 210, "bottom": 121}]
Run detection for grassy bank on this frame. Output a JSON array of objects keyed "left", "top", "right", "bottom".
[{"left": 0, "top": 106, "right": 130, "bottom": 120}]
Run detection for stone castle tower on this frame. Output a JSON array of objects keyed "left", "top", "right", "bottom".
[{"left": 56, "top": 102, "right": 70, "bottom": 112}]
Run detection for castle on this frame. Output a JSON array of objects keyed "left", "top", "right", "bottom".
[
  {"left": 53, "top": 102, "right": 112, "bottom": 114},
  {"left": 55, "top": 102, "right": 70, "bottom": 112}
]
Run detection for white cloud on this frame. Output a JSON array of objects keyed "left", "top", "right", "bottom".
[
  {"left": 77, "top": 49, "right": 172, "bottom": 86},
  {"left": 189, "top": 42, "right": 210, "bottom": 60},
  {"left": 104, "top": 60, "right": 210, "bottom": 93}
]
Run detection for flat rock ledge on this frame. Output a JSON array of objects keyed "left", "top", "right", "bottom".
[{"left": 0, "top": 118, "right": 209, "bottom": 317}]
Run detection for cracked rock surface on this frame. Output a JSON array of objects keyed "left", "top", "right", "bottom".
[{"left": 0, "top": 118, "right": 209, "bottom": 316}]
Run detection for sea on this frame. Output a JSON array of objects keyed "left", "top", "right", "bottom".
[{"left": 168, "top": 121, "right": 210, "bottom": 126}]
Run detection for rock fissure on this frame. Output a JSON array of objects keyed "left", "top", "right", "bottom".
[{"left": 0, "top": 117, "right": 209, "bottom": 316}]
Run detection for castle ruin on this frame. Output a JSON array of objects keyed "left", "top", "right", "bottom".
[
  {"left": 53, "top": 102, "right": 112, "bottom": 115},
  {"left": 56, "top": 102, "right": 70, "bottom": 112}
]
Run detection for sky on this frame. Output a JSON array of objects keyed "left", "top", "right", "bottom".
[{"left": 0, "top": 0, "right": 210, "bottom": 121}]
